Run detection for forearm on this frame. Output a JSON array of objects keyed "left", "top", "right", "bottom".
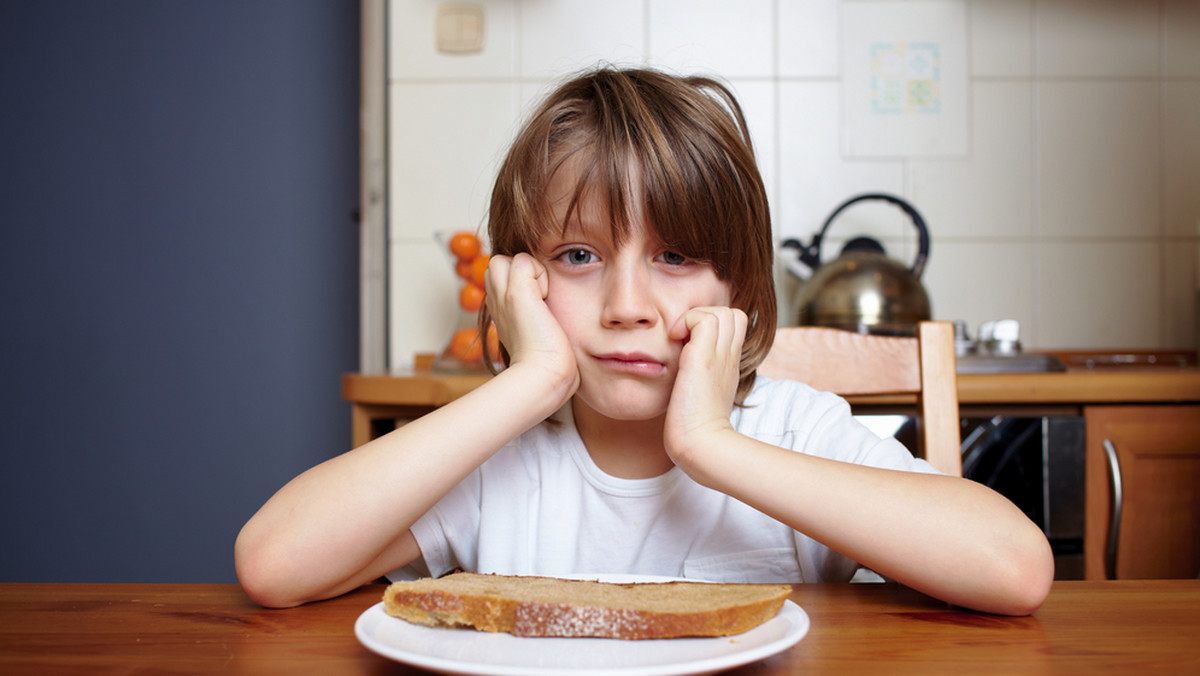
[
  {"left": 235, "top": 364, "right": 570, "bottom": 607},
  {"left": 677, "top": 431, "right": 1054, "bottom": 615}
]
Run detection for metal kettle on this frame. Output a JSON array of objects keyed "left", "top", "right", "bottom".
[{"left": 781, "top": 193, "right": 932, "bottom": 337}]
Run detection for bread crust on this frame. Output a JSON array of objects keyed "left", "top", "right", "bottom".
[{"left": 382, "top": 572, "right": 792, "bottom": 640}]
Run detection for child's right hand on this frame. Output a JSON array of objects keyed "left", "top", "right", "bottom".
[{"left": 485, "top": 253, "right": 579, "bottom": 406}]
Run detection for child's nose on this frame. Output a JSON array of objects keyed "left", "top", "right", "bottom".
[{"left": 601, "top": 265, "right": 656, "bottom": 327}]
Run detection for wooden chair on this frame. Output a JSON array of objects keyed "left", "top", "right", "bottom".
[{"left": 756, "top": 321, "right": 962, "bottom": 476}]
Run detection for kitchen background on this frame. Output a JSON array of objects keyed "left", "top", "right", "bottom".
[
  {"left": 384, "top": 0, "right": 1200, "bottom": 369},
  {"left": 1, "top": 1, "right": 1196, "bottom": 585}
]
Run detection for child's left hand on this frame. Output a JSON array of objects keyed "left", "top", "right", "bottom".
[{"left": 662, "top": 306, "right": 747, "bottom": 469}]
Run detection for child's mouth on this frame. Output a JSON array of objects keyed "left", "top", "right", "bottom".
[{"left": 593, "top": 352, "right": 667, "bottom": 376}]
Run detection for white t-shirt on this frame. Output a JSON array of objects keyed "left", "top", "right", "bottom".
[{"left": 400, "top": 375, "right": 940, "bottom": 584}]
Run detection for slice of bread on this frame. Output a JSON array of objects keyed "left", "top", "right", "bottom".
[{"left": 382, "top": 572, "right": 792, "bottom": 640}]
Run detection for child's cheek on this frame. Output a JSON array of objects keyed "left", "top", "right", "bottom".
[{"left": 542, "top": 287, "right": 583, "bottom": 335}]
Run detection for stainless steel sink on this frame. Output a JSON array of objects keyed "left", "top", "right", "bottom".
[{"left": 956, "top": 354, "right": 1067, "bottom": 374}]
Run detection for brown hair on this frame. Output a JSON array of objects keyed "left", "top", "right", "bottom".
[{"left": 483, "top": 66, "right": 775, "bottom": 402}]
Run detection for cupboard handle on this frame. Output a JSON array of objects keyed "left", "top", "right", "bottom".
[{"left": 1102, "top": 439, "right": 1124, "bottom": 580}]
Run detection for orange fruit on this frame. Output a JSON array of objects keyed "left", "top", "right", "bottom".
[
  {"left": 448, "top": 327, "right": 482, "bottom": 364},
  {"left": 468, "top": 254, "right": 490, "bottom": 287},
  {"left": 455, "top": 258, "right": 474, "bottom": 281},
  {"left": 459, "top": 283, "right": 485, "bottom": 312},
  {"left": 448, "top": 231, "right": 480, "bottom": 261}
]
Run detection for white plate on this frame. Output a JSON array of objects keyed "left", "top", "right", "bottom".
[{"left": 354, "top": 575, "right": 808, "bottom": 676}]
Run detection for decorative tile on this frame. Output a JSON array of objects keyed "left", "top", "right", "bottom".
[{"left": 841, "top": 0, "right": 969, "bottom": 157}]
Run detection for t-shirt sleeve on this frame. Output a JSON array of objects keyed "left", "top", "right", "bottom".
[
  {"left": 740, "top": 378, "right": 944, "bottom": 582},
  {"left": 404, "top": 468, "right": 484, "bottom": 578}
]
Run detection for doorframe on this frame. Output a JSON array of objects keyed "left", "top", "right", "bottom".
[{"left": 359, "top": 0, "right": 388, "bottom": 373}]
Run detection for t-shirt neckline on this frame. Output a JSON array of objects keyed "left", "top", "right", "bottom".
[{"left": 552, "top": 404, "right": 682, "bottom": 497}]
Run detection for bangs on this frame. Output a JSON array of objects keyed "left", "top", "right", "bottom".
[{"left": 502, "top": 73, "right": 762, "bottom": 274}]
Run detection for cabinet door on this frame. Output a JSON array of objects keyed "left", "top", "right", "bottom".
[{"left": 1085, "top": 406, "right": 1200, "bottom": 580}]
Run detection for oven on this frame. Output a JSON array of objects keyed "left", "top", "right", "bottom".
[{"left": 859, "top": 413, "right": 1087, "bottom": 580}]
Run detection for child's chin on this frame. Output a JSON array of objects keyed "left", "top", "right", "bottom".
[
  {"left": 605, "top": 405, "right": 667, "bottom": 422},
  {"left": 579, "top": 389, "right": 669, "bottom": 422}
]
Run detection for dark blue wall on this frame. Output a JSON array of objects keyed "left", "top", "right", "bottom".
[{"left": 0, "top": 1, "right": 360, "bottom": 582}]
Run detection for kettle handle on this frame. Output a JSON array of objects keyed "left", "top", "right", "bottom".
[{"left": 813, "top": 193, "right": 930, "bottom": 279}]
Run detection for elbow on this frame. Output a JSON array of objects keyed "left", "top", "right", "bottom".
[
  {"left": 234, "top": 530, "right": 305, "bottom": 609},
  {"left": 989, "top": 529, "right": 1056, "bottom": 616},
  {"left": 238, "top": 569, "right": 303, "bottom": 610},
  {"left": 1014, "top": 544, "right": 1055, "bottom": 616}
]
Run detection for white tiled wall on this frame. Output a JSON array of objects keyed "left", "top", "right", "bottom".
[{"left": 385, "top": 0, "right": 1200, "bottom": 367}]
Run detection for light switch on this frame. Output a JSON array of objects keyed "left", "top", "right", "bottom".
[{"left": 436, "top": 3, "right": 485, "bottom": 54}]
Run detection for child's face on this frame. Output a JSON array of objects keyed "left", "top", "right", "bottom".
[{"left": 533, "top": 162, "right": 733, "bottom": 423}]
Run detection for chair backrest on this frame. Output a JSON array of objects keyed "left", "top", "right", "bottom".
[{"left": 756, "top": 321, "right": 962, "bottom": 476}]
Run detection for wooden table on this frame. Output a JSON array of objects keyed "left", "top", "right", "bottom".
[
  {"left": 3, "top": 580, "right": 1198, "bottom": 673},
  {"left": 342, "top": 366, "right": 1200, "bottom": 448}
]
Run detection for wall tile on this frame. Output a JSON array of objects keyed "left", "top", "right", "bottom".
[
  {"left": 520, "top": 0, "right": 645, "bottom": 78},
  {"left": 381, "top": 0, "right": 1197, "bottom": 354},
  {"left": 1036, "top": 81, "right": 1160, "bottom": 238},
  {"left": 1164, "top": 0, "right": 1200, "bottom": 78},
  {"left": 649, "top": 0, "right": 773, "bottom": 78},
  {"left": 1164, "top": 239, "right": 1198, "bottom": 350},
  {"left": 777, "top": 82, "right": 906, "bottom": 244},
  {"left": 778, "top": 0, "right": 840, "bottom": 78},
  {"left": 921, "top": 241, "right": 1036, "bottom": 335},
  {"left": 388, "top": 82, "right": 518, "bottom": 240},
  {"left": 516, "top": 79, "right": 568, "bottom": 126},
  {"left": 388, "top": 239, "right": 462, "bottom": 368},
  {"left": 1036, "top": 241, "right": 1160, "bottom": 348},
  {"left": 1165, "top": 81, "right": 1200, "bottom": 238},
  {"left": 724, "top": 80, "right": 779, "bottom": 231},
  {"left": 1035, "top": 0, "right": 1159, "bottom": 77},
  {"left": 388, "top": 0, "right": 517, "bottom": 79},
  {"left": 970, "top": 0, "right": 1032, "bottom": 77},
  {"left": 911, "top": 82, "right": 1034, "bottom": 239}
]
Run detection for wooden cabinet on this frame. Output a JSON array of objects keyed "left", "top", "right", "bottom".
[{"left": 1084, "top": 406, "right": 1200, "bottom": 580}]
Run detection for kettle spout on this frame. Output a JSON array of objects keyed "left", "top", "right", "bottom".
[{"left": 781, "top": 238, "right": 821, "bottom": 281}]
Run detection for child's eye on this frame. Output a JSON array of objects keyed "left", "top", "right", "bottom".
[
  {"left": 659, "top": 251, "right": 689, "bottom": 266},
  {"left": 558, "top": 248, "right": 596, "bottom": 265}
]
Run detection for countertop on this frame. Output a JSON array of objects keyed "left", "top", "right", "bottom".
[{"left": 342, "top": 363, "right": 1200, "bottom": 408}]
